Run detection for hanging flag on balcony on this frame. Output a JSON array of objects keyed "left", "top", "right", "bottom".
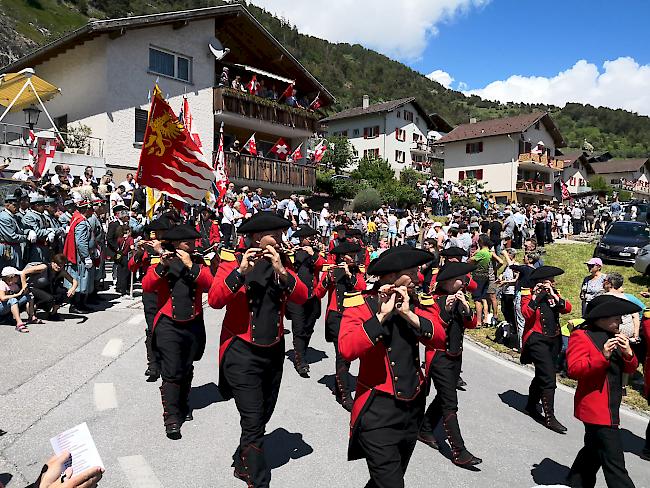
[
  {"left": 26, "top": 129, "right": 36, "bottom": 164},
  {"left": 34, "top": 137, "right": 57, "bottom": 178},
  {"left": 308, "top": 92, "right": 322, "bottom": 111},
  {"left": 136, "top": 85, "right": 216, "bottom": 206},
  {"left": 313, "top": 139, "right": 327, "bottom": 163},
  {"left": 270, "top": 137, "right": 290, "bottom": 161},
  {"left": 212, "top": 121, "right": 229, "bottom": 205},
  {"left": 290, "top": 143, "right": 304, "bottom": 162},
  {"left": 561, "top": 179, "right": 571, "bottom": 200},
  {"left": 242, "top": 133, "right": 258, "bottom": 156},
  {"left": 247, "top": 75, "right": 258, "bottom": 95},
  {"left": 279, "top": 82, "right": 294, "bottom": 101}
]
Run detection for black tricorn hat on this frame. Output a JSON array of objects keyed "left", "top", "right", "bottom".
[
  {"left": 367, "top": 245, "right": 435, "bottom": 276},
  {"left": 292, "top": 226, "right": 319, "bottom": 239},
  {"left": 163, "top": 224, "right": 200, "bottom": 241},
  {"left": 237, "top": 212, "right": 292, "bottom": 234},
  {"left": 436, "top": 262, "right": 477, "bottom": 283},
  {"left": 331, "top": 241, "right": 362, "bottom": 255},
  {"left": 529, "top": 265, "right": 564, "bottom": 282},
  {"left": 346, "top": 228, "right": 363, "bottom": 237},
  {"left": 4, "top": 193, "right": 18, "bottom": 203},
  {"left": 583, "top": 294, "right": 642, "bottom": 321},
  {"left": 145, "top": 219, "right": 171, "bottom": 233},
  {"left": 333, "top": 224, "right": 347, "bottom": 232},
  {"left": 440, "top": 246, "right": 467, "bottom": 258}
]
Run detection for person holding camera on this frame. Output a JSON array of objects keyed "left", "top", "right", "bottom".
[
  {"left": 338, "top": 245, "right": 436, "bottom": 488},
  {"left": 208, "top": 212, "right": 307, "bottom": 488},
  {"left": 521, "top": 265, "right": 572, "bottom": 434},
  {"left": 314, "top": 240, "right": 367, "bottom": 411},
  {"left": 418, "top": 261, "right": 482, "bottom": 467},
  {"left": 142, "top": 224, "right": 214, "bottom": 440},
  {"left": 566, "top": 294, "right": 641, "bottom": 488}
]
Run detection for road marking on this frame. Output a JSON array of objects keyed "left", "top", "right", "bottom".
[
  {"left": 118, "top": 455, "right": 163, "bottom": 488},
  {"left": 94, "top": 383, "right": 118, "bottom": 411},
  {"left": 101, "top": 338, "right": 123, "bottom": 358},
  {"left": 127, "top": 315, "right": 145, "bottom": 325}
]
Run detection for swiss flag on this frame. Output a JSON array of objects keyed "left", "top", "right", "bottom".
[
  {"left": 290, "top": 143, "right": 303, "bottom": 162},
  {"left": 270, "top": 137, "right": 290, "bottom": 161},
  {"left": 242, "top": 133, "right": 257, "bottom": 156},
  {"left": 35, "top": 138, "right": 57, "bottom": 178},
  {"left": 313, "top": 139, "right": 327, "bottom": 162},
  {"left": 309, "top": 92, "right": 321, "bottom": 111},
  {"left": 280, "top": 82, "right": 294, "bottom": 101}
]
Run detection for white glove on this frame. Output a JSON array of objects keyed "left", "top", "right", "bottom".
[
  {"left": 27, "top": 230, "right": 37, "bottom": 243},
  {"left": 84, "top": 257, "right": 93, "bottom": 269},
  {"left": 47, "top": 232, "right": 55, "bottom": 243}
]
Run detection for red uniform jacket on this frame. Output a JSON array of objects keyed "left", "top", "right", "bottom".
[
  {"left": 521, "top": 291, "right": 572, "bottom": 345},
  {"left": 429, "top": 269, "right": 478, "bottom": 294},
  {"left": 567, "top": 328, "right": 638, "bottom": 426},
  {"left": 338, "top": 293, "right": 435, "bottom": 456},
  {"left": 314, "top": 268, "right": 366, "bottom": 320},
  {"left": 141, "top": 262, "right": 213, "bottom": 329},
  {"left": 195, "top": 220, "right": 220, "bottom": 249},
  {"left": 128, "top": 249, "right": 156, "bottom": 274},
  {"left": 208, "top": 251, "right": 308, "bottom": 365},
  {"left": 643, "top": 312, "right": 650, "bottom": 399}
]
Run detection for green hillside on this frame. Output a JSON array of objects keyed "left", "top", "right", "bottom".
[{"left": 2, "top": 0, "right": 650, "bottom": 158}]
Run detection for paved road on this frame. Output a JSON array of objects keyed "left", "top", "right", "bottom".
[{"left": 1, "top": 293, "right": 648, "bottom": 488}]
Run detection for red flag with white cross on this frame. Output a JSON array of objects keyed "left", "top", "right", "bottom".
[
  {"left": 242, "top": 133, "right": 257, "bottom": 156},
  {"left": 270, "top": 137, "right": 290, "bottom": 161},
  {"left": 35, "top": 137, "right": 57, "bottom": 178}
]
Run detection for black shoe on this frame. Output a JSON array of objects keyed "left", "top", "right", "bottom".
[
  {"left": 452, "top": 449, "right": 483, "bottom": 467},
  {"left": 47, "top": 312, "right": 63, "bottom": 321},
  {"left": 184, "top": 411, "right": 193, "bottom": 422},
  {"left": 545, "top": 415, "right": 568, "bottom": 434},
  {"left": 296, "top": 364, "right": 310, "bottom": 378},
  {"left": 524, "top": 404, "right": 545, "bottom": 423},
  {"left": 456, "top": 377, "right": 467, "bottom": 390},
  {"left": 144, "top": 366, "right": 160, "bottom": 382},
  {"left": 165, "top": 423, "right": 181, "bottom": 440},
  {"left": 641, "top": 448, "right": 650, "bottom": 461},
  {"left": 417, "top": 432, "right": 439, "bottom": 450}
]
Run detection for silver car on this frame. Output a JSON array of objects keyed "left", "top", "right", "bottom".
[{"left": 634, "top": 244, "right": 650, "bottom": 274}]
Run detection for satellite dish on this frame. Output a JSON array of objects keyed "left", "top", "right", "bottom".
[{"left": 209, "top": 43, "right": 230, "bottom": 61}]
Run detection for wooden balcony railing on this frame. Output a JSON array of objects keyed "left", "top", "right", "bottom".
[
  {"left": 214, "top": 87, "right": 320, "bottom": 133},
  {"left": 518, "top": 152, "right": 563, "bottom": 170},
  {"left": 225, "top": 152, "right": 316, "bottom": 189},
  {"left": 516, "top": 180, "right": 547, "bottom": 193}
]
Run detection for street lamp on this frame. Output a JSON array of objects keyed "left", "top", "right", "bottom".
[{"left": 23, "top": 104, "right": 41, "bottom": 130}]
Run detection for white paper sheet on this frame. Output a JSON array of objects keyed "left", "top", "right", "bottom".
[{"left": 50, "top": 422, "right": 105, "bottom": 475}]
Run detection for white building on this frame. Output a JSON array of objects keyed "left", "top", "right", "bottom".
[
  {"left": 321, "top": 96, "right": 452, "bottom": 174},
  {"left": 559, "top": 152, "right": 592, "bottom": 195},
  {"left": 438, "top": 112, "right": 566, "bottom": 204},
  {"left": 0, "top": 5, "right": 333, "bottom": 191},
  {"left": 590, "top": 158, "right": 650, "bottom": 197}
]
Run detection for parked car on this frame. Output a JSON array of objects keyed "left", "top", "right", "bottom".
[
  {"left": 623, "top": 201, "right": 650, "bottom": 222},
  {"left": 634, "top": 244, "right": 650, "bottom": 274},
  {"left": 593, "top": 221, "right": 650, "bottom": 265}
]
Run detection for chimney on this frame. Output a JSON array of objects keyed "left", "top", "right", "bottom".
[
  {"left": 469, "top": 117, "right": 477, "bottom": 124},
  {"left": 362, "top": 95, "right": 370, "bottom": 109}
]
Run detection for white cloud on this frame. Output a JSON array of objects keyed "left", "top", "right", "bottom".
[
  {"left": 427, "top": 69, "right": 454, "bottom": 88},
  {"left": 465, "top": 57, "right": 650, "bottom": 116},
  {"left": 250, "top": 0, "right": 490, "bottom": 61}
]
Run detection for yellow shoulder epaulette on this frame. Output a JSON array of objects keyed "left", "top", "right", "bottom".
[
  {"left": 150, "top": 256, "right": 161, "bottom": 265},
  {"left": 322, "top": 263, "right": 333, "bottom": 272},
  {"left": 359, "top": 264, "right": 366, "bottom": 273},
  {"left": 418, "top": 293, "right": 434, "bottom": 306},
  {"left": 219, "top": 248, "right": 236, "bottom": 262},
  {"left": 567, "top": 318, "right": 585, "bottom": 331},
  {"left": 343, "top": 291, "right": 364, "bottom": 308},
  {"left": 520, "top": 288, "right": 531, "bottom": 296},
  {"left": 430, "top": 268, "right": 439, "bottom": 275},
  {"left": 320, "top": 251, "right": 326, "bottom": 257},
  {"left": 643, "top": 309, "right": 650, "bottom": 319}
]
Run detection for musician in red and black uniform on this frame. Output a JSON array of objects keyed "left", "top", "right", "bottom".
[
  {"left": 346, "top": 228, "right": 370, "bottom": 274},
  {"left": 195, "top": 205, "right": 220, "bottom": 252},
  {"left": 141, "top": 224, "right": 214, "bottom": 440},
  {"left": 642, "top": 309, "right": 650, "bottom": 461},
  {"left": 328, "top": 224, "right": 349, "bottom": 256},
  {"left": 286, "top": 225, "right": 325, "bottom": 377},
  {"left": 128, "top": 219, "right": 170, "bottom": 381},
  {"left": 419, "top": 238, "right": 439, "bottom": 294},
  {"left": 521, "top": 265, "right": 572, "bottom": 434},
  {"left": 208, "top": 212, "right": 307, "bottom": 488},
  {"left": 418, "top": 262, "right": 482, "bottom": 467},
  {"left": 339, "top": 245, "right": 436, "bottom": 488},
  {"left": 314, "top": 240, "right": 367, "bottom": 411},
  {"left": 567, "top": 294, "right": 641, "bottom": 487}
]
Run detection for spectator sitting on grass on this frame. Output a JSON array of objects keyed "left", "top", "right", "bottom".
[{"left": 0, "top": 266, "right": 40, "bottom": 333}]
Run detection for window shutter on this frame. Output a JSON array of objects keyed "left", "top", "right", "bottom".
[
  {"left": 374, "top": 125, "right": 380, "bottom": 137},
  {"left": 478, "top": 141, "right": 483, "bottom": 152},
  {"left": 364, "top": 127, "right": 368, "bottom": 139},
  {"left": 476, "top": 169, "right": 483, "bottom": 179},
  {"left": 459, "top": 171, "right": 465, "bottom": 180},
  {"left": 466, "top": 143, "right": 470, "bottom": 154},
  {"left": 395, "top": 128, "right": 399, "bottom": 140}
]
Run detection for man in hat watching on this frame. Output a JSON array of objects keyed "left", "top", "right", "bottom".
[
  {"left": 208, "top": 212, "right": 307, "bottom": 487},
  {"left": 339, "top": 244, "right": 436, "bottom": 487},
  {"left": 521, "top": 265, "right": 572, "bottom": 433},
  {"left": 58, "top": 199, "right": 76, "bottom": 228},
  {"left": 107, "top": 204, "right": 132, "bottom": 296},
  {"left": 566, "top": 294, "right": 641, "bottom": 487},
  {"left": 0, "top": 193, "right": 29, "bottom": 269},
  {"left": 195, "top": 205, "right": 220, "bottom": 252},
  {"left": 88, "top": 198, "right": 107, "bottom": 301},
  {"left": 314, "top": 240, "right": 367, "bottom": 410},
  {"left": 286, "top": 225, "right": 326, "bottom": 377},
  {"left": 63, "top": 200, "right": 96, "bottom": 313},
  {"left": 143, "top": 224, "right": 213, "bottom": 440},
  {"left": 418, "top": 261, "right": 482, "bottom": 467}
]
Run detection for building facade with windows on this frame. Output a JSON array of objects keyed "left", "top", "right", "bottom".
[
  {"left": 321, "top": 96, "right": 452, "bottom": 174},
  {"left": 439, "top": 112, "right": 566, "bottom": 203},
  {"left": 0, "top": 5, "right": 333, "bottom": 190}
]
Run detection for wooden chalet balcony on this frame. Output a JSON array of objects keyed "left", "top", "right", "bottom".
[
  {"left": 225, "top": 152, "right": 316, "bottom": 190},
  {"left": 214, "top": 87, "right": 320, "bottom": 133},
  {"left": 516, "top": 180, "right": 547, "bottom": 194},
  {"left": 518, "top": 152, "right": 564, "bottom": 170}
]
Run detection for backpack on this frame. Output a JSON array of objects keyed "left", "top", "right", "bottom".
[{"left": 494, "top": 321, "right": 518, "bottom": 349}]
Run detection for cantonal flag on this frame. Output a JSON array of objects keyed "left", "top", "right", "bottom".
[
  {"left": 290, "top": 143, "right": 303, "bottom": 162},
  {"left": 136, "top": 86, "right": 215, "bottom": 205},
  {"left": 242, "top": 133, "right": 257, "bottom": 156}
]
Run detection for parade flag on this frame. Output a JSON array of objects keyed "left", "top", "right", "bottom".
[
  {"left": 136, "top": 86, "right": 215, "bottom": 205},
  {"left": 34, "top": 137, "right": 57, "bottom": 178},
  {"left": 212, "top": 122, "right": 229, "bottom": 204},
  {"left": 561, "top": 179, "right": 571, "bottom": 200},
  {"left": 290, "top": 143, "right": 304, "bottom": 162},
  {"left": 279, "top": 82, "right": 294, "bottom": 101},
  {"left": 145, "top": 187, "right": 163, "bottom": 219},
  {"left": 25, "top": 128, "right": 36, "bottom": 164},
  {"left": 313, "top": 139, "right": 327, "bottom": 163},
  {"left": 242, "top": 133, "right": 258, "bottom": 156},
  {"left": 270, "top": 137, "right": 290, "bottom": 161},
  {"left": 179, "top": 96, "right": 202, "bottom": 148},
  {"left": 308, "top": 92, "right": 322, "bottom": 111},
  {"left": 247, "top": 75, "right": 258, "bottom": 95}
]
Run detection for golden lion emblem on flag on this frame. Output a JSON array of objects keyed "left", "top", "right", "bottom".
[{"left": 145, "top": 113, "right": 182, "bottom": 156}]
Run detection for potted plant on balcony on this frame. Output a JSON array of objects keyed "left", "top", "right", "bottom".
[{"left": 65, "top": 123, "right": 92, "bottom": 154}]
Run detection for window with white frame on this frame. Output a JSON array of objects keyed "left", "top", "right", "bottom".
[
  {"left": 395, "top": 128, "right": 406, "bottom": 141},
  {"left": 403, "top": 110, "right": 414, "bottom": 122},
  {"left": 364, "top": 148, "right": 380, "bottom": 158},
  {"left": 149, "top": 47, "right": 192, "bottom": 82},
  {"left": 395, "top": 150, "right": 405, "bottom": 163}
]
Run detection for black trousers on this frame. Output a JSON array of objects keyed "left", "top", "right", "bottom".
[
  {"left": 31, "top": 284, "right": 68, "bottom": 312},
  {"left": 153, "top": 315, "right": 206, "bottom": 383},
  {"left": 524, "top": 333, "right": 560, "bottom": 391},
  {"left": 501, "top": 293, "right": 516, "bottom": 327},
  {"left": 358, "top": 392, "right": 425, "bottom": 488},
  {"left": 223, "top": 338, "right": 284, "bottom": 488},
  {"left": 287, "top": 296, "right": 321, "bottom": 360},
  {"left": 422, "top": 353, "right": 461, "bottom": 432},
  {"left": 568, "top": 423, "right": 636, "bottom": 488},
  {"left": 220, "top": 222, "right": 233, "bottom": 247},
  {"left": 114, "top": 258, "right": 131, "bottom": 294},
  {"left": 142, "top": 291, "right": 160, "bottom": 370}
]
